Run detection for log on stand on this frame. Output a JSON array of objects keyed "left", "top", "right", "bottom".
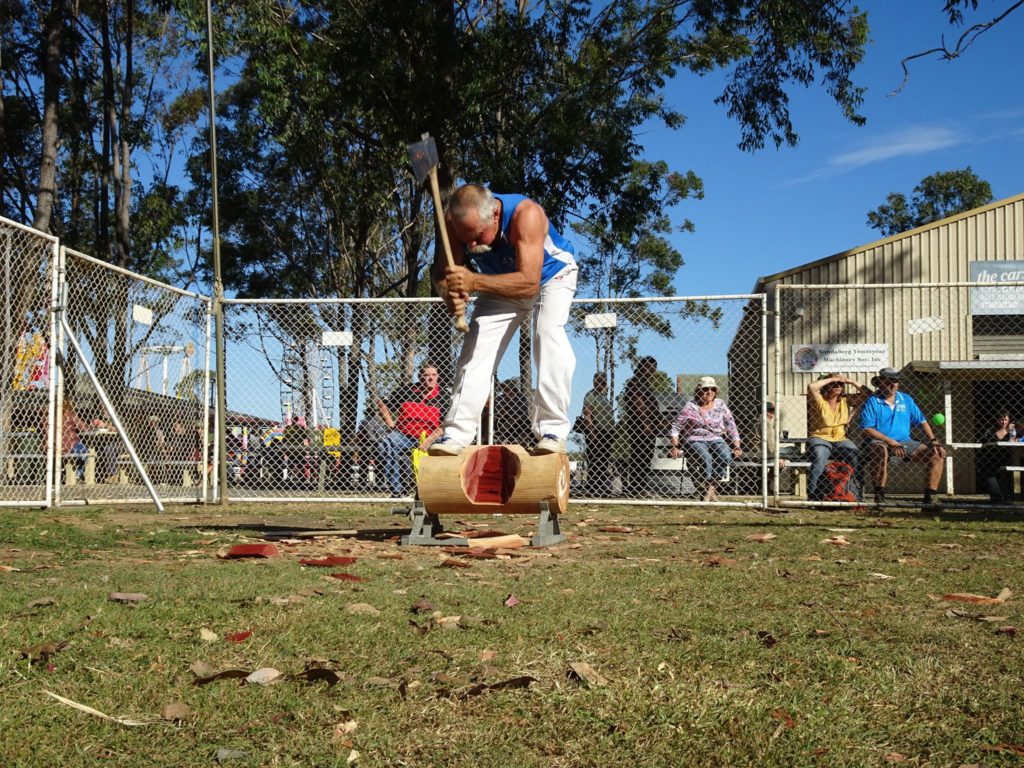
[{"left": 401, "top": 445, "right": 569, "bottom": 547}]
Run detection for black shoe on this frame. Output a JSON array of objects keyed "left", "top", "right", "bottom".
[
  {"left": 873, "top": 489, "right": 886, "bottom": 507},
  {"left": 922, "top": 497, "right": 943, "bottom": 513}
]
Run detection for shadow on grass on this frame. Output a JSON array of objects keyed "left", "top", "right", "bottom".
[{"left": 182, "top": 521, "right": 410, "bottom": 542}]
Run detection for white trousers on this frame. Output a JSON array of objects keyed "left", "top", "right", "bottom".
[{"left": 442, "top": 266, "right": 577, "bottom": 446}]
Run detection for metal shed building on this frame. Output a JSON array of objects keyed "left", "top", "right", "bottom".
[{"left": 727, "top": 192, "right": 1024, "bottom": 495}]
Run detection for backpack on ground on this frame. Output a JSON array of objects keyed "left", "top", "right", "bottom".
[{"left": 816, "top": 460, "right": 859, "bottom": 503}]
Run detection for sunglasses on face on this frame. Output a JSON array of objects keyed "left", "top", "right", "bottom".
[{"left": 697, "top": 387, "right": 717, "bottom": 393}]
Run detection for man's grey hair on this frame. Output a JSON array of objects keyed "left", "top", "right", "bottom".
[{"left": 449, "top": 184, "right": 498, "bottom": 222}]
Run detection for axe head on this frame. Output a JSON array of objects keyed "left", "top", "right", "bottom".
[{"left": 408, "top": 134, "right": 439, "bottom": 185}]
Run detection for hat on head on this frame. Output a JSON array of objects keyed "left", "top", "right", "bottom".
[
  {"left": 871, "top": 366, "right": 902, "bottom": 387},
  {"left": 817, "top": 371, "right": 840, "bottom": 381},
  {"left": 695, "top": 376, "right": 718, "bottom": 392}
]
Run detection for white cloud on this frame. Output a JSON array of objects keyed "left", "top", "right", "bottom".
[{"left": 784, "top": 125, "right": 964, "bottom": 185}]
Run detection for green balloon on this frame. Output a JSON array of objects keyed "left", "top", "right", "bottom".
[{"left": 931, "top": 413, "right": 945, "bottom": 426}]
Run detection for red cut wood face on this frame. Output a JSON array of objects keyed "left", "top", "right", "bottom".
[
  {"left": 224, "top": 543, "right": 280, "bottom": 559},
  {"left": 462, "top": 446, "right": 521, "bottom": 504}
]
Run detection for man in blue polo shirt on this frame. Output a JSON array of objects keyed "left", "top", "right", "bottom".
[{"left": 859, "top": 367, "right": 945, "bottom": 510}]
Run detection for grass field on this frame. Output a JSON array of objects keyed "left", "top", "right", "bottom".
[{"left": 2, "top": 502, "right": 1023, "bottom": 767}]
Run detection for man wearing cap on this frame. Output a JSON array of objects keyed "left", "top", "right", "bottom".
[
  {"left": 669, "top": 376, "right": 742, "bottom": 502},
  {"left": 858, "top": 367, "right": 945, "bottom": 509},
  {"left": 806, "top": 372, "right": 869, "bottom": 500}
]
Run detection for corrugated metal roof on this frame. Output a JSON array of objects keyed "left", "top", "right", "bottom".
[{"left": 751, "top": 191, "right": 1024, "bottom": 291}]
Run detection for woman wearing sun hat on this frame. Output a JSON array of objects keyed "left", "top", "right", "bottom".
[
  {"left": 806, "top": 372, "right": 869, "bottom": 499},
  {"left": 668, "top": 376, "right": 741, "bottom": 502}
]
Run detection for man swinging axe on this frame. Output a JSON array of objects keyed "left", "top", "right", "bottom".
[{"left": 408, "top": 140, "right": 578, "bottom": 457}]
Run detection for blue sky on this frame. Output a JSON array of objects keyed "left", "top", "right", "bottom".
[{"left": 646, "top": 0, "right": 1024, "bottom": 296}]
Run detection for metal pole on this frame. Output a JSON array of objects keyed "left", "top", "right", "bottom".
[{"left": 204, "top": 0, "right": 229, "bottom": 504}]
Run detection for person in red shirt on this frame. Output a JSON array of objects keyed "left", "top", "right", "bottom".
[{"left": 376, "top": 363, "right": 443, "bottom": 497}]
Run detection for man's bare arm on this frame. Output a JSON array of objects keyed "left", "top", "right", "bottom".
[{"left": 445, "top": 200, "right": 545, "bottom": 300}]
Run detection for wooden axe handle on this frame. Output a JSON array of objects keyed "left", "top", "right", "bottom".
[{"left": 428, "top": 166, "right": 470, "bottom": 334}]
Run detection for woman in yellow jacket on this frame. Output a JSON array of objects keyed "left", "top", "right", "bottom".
[{"left": 806, "top": 373, "right": 870, "bottom": 499}]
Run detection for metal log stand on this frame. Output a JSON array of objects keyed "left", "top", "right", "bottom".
[
  {"left": 401, "top": 499, "right": 564, "bottom": 547},
  {"left": 400, "top": 445, "right": 569, "bottom": 548}
]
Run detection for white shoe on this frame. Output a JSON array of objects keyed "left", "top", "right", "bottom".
[
  {"left": 428, "top": 437, "right": 465, "bottom": 457},
  {"left": 533, "top": 434, "right": 566, "bottom": 455}
]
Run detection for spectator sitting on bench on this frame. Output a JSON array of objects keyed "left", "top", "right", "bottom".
[
  {"left": 977, "top": 411, "right": 1013, "bottom": 503},
  {"left": 376, "top": 362, "right": 443, "bottom": 497},
  {"left": 668, "top": 376, "right": 742, "bottom": 502},
  {"left": 859, "top": 367, "right": 945, "bottom": 511},
  {"left": 806, "top": 372, "right": 869, "bottom": 500},
  {"left": 47, "top": 398, "right": 88, "bottom": 481}
]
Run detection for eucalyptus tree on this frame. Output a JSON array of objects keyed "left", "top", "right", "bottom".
[
  {"left": 200, "top": 0, "right": 872, "bottom": 424},
  {"left": 866, "top": 167, "right": 994, "bottom": 237}
]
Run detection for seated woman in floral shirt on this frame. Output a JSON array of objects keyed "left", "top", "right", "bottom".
[{"left": 668, "top": 377, "right": 742, "bottom": 502}]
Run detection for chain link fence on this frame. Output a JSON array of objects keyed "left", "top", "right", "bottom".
[
  {"left": 219, "top": 295, "right": 767, "bottom": 506},
  {"left": 0, "top": 217, "right": 60, "bottom": 505},
  {"left": 765, "top": 283, "right": 1024, "bottom": 508},
  {"left": 7, "top": 215, "right": 1024, "bottom": 513},
  {"left": 57, "top": 249, "right": 212, "bottom": 506}
]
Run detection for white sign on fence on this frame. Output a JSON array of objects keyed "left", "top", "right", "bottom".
[
  {"left": 970, "top": 261, "right": 1024, "bottom": 315},
  {"left": 322, "top": 330, "right": 353, "bottom": 347},
  {"left": 584, "top": 312, "right": 618, "bottom": 329},
  {"left": 791, "top": 343, "right": 888, "bottom": 372},
  {"left": 132, "top": 304, "right": 153, "bottom": 326}
]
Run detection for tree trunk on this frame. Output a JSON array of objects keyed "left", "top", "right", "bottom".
[{"left": 32, "top": 0, "right": 63, "bottom": 233}]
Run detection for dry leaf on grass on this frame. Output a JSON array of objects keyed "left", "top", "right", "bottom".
[
  {"left": 346, "top": 603, "right": 381, "bottom": 616},
  {"left": 746, "top": 533, "right": 776, "bottom": 542},
  {"left": 109, "top": 592, "right": 149, "bottom": 603},
  {"left": 943, "top": 588, "right": 1011, "bottom": 605},
  {"left": 756, "top": 630, "right": 778, "bottom": 648},
  {"left": 299, "top": 556, "right": 357, "bottom": 567},
  {"left": 567, "top": 661, "right": 608, "bottom": 688},
  {"left": 504, "top": 594, "right": 521, "bottom": 607},
  {"left": 199, "top": 628, "right": 218, "bottom": 642},
  {"left": 21, "top": 640, "right": 68, "bottom": 663},
  {"left": 330, "top": 572, "right": 364, "bottom": 582},
  {"left": 480, "top": 650, "right": 497, "bottom": 662},
  {"left": 822, "top": 536, "right": 851, "bottom": 546},
  {"left": 225, "top": 630, "right": 252, "bottom": 643},
  {"left": 159, "top": 701, "right": 191, "bottom": 721},
  {"left": 598, "top": 526, "right": 633, "bottom": 533},
  {"left": 439, "top": 558, "right": 472, "bottom": 569},
  {"left": 293, "top": 668, "right": 343, "bottom": 686},
  {"left": 246, "top": 667, "right": 284, "bottom": 685},
  {"left": 703, "top": 556, "right": 738, "bottom": 568},
  {"left": 981, "top": 744, "right": 1024, "bottom": 757},
  {"left": 410, "top": 598, "right": 435, "bottom": 614},
  {"left": 995, "top": 626, "right": 1017, "bottom": 636},
  {"left": 333, "top": 719, "right": 358, "bottom": 738},
  {"left": 771, "top": 709, "right": 796, "bottom": 729},
  {"left": 25, "top": 597, "right": 58, "bottom": 609},
  {"left": 223, "top": 543, "right": 280, "bottom": 559},
  {"left": 458, "top": 675, "right": 537, "bottom": 698},
  {"left": 192, "top": 668, "right": 250, "bottom": 686}
]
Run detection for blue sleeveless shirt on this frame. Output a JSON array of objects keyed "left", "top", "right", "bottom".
[{"left": 464, "top": 193, "right": 576, "bottom": 285}]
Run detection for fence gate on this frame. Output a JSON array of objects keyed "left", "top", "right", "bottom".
[{"left": 0, "top": 217, "right": 60, "bottom": 506}]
